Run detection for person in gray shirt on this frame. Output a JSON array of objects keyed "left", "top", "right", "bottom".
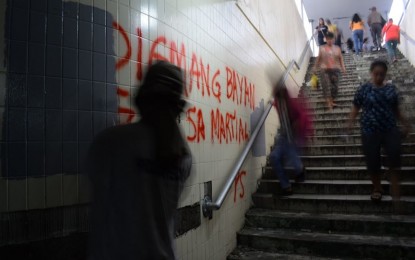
[{"left": 368, "top": 6, "right": 385, "bottom": 50}]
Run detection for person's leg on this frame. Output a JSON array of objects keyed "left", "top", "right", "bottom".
[
  {"left": 320, "top": 70, "right": 332, "bottom": 110},
  {"left": 375, "top": 24, "right": 383, "bottom": 49},
  {"left": 269, "top": 136, "right": 291, "bottom": 190},
  {"left": 382, "top": 128, "right": 402, "bottom": 200},
  {"left": 385, "top": 41, "right": 394, "bottom": 62},
  {"left": 362, "top": 133, "right": 383, "bottom": 198},
  {"left": 390, "top": 40, "right": 398, "bottom": 61},
  {"left": 329, "top": 69, "right": 340, "bottom": 105},
  {"left": 352, "top": 31, "right": 359, "bottom": 54},
  {"left": 358, "top": 30, "right": 364, "bottom": 53},
  {"left": 371, "top": 26, "right": 378, "bottom": 48}
]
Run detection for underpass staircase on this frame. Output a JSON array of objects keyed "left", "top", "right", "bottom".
[{"left": 228, "top": 50, "right": 415, "bottom": 259}]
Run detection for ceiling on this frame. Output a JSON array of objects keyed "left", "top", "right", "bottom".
[
  {"left": 302, "top": 0, "right": 393, "bottom": 43},
  {"left": 303, "top": 0, "right": 393, "bottom": 21}
]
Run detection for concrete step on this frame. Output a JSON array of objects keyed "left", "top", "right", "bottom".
[
  {"left": 262, "top": 166, "right": 415, "bottom": 181},
  {"left": 300, "top": 143, "right": 415, "bottom": 155},
  {"left": 252, "top": 193, "right": 415, "bottom": 214},
  {"left": 257, "top": 179, "right": 415, "bottom": 196},
  {"left": 306, "top": 133, "right": 415, "bottom": 145},
  {"left": 245, "top": 209, "right": 415, "bottom": 236},
  {"left": 236, "top": 228, "right": 415, "bottom": 259},
  {"left": 228, "top": 246, "right": 343, "bottom": 260},
  {"left": 300, "top": 154, "right": 415, "bottom": 167}
]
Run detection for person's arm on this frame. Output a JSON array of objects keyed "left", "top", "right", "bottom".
[
  {"left": 395, "top": 107, "right": 412, "bottom": 137},
  {"left": 313, "top": 50, "right": 322, "bottom": 73},
  {"left": 349, "top": 21, "right": 353, "bottom": 30}
]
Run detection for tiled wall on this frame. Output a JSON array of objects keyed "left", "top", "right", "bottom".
[
  {"left": 398, "top": 0, "right": 415, "bottom": 67},
  {"left": 0, "top": 0, "right": 309, "bottom": 258}
]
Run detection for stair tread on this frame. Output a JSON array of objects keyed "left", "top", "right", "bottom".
[
  {"left": 301, "top": 154, "right": 415, "bottom": 158},
  {"left": 246, "top": 208, "right": 415, "bottom": 223},
  {"left": 264, "top": 166, "right": 415, "bottom": 171},
  {"left": 228, "top": 247, "right": 343, "bottom": 260},
  {"left": 258, "top": 179, "right": 415, "bottom": 185},
  {"left": 253, "top": 193, "right": 415, "bottom": 202},
  {"left": 238, "top": 228, "right": 415, "bottom": 247}
]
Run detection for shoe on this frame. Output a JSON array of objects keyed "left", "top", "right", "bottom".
[
  {"left": 295, "top": 167, "right": 306, "bottom": 183},
  {"left": 281, "top": 188, "right": 293, "bottom": 196}
]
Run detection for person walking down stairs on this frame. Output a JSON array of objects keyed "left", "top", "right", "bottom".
[
  {"left": 313, "top": 32, "right": 346, "bottom": 110},
  {"left": 382, "top": 18, "right": 401, "bottom": 63},
  {"left": 269, "top": 86, "right": 312, "bottom": 196},
  {"left": 347, "top": 60, "right": 412, "bottom": 203}
]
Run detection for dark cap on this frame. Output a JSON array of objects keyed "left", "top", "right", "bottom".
[
  {"left": 134, "top": 60, "right": 186, "bottom": 116},
  {"left": 369, "top": 6, "right": 376, "bottom": 11}
]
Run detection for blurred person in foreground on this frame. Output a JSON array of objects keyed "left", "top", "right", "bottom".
[
  {"left": 87, "top": 61, "right": 192, "bottom": 260},
  {"left": 347, "top": 60, "right": 411, "bottom": 202},
  {"left": 313, "top": 32, "right": 346, "bottom": 110},
  {"left": 270, "top": 84, "right": 313, "bottom": 196},
  {"left": 382, "top": 18, "right": 401, "bottom": 63}
]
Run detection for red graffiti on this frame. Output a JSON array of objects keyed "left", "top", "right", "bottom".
[
  {"left": 186, "top": 106, "right": 206, "bottom": 142},
  {"left": 226, "top": 67, "right": 255, "bottom": 110},
  {"left": 136, "top": 28, "right": 143, "bottom": 80},
  {"left": 116, "top": 87, "right": 135, "bottom": 123},
  {"left": 113, "top": 21, "right": 132, "bottom": 70},
  {"left": 211, "top": 108, "right": 249, "bottom": 144},
  {"left": 112, "top": 23, "right": 256, "bottom": 127},
  {"left": 234, "top": 170, "right": 247, "bottom": 202}
]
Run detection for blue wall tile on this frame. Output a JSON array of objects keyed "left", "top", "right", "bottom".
[
  {"left": 63, "top": 48, "right": 78, "bottom": 78},
  {"left": 92, "top": 53, "right": 106, "bottom": 82},
  {"left": 45, "top": 141, "right": 62, "bottom": 175},
  {"left": 93, "top": 82, "right": 106, "bottom": 111},
  {"left": 93, "top": 8, "right": 106, "bottom": 26},
  {"left": 78, "top": 50, "right": 92, "bottom": 80},
  {"left": 63, "top": 79, "right": 78, "bottom": 110},
  {"left": 7, "top": 73, "right": 27, "bottom": 107},
  {"left": 63, "top": 110, "right": 78, "bottom": 141},
  {"left": 14, "top": 0, "right": 30, "bottom": 9},
  {"left": 11, "top": 8, "right": 28, "bottom": 41},
  {"left": 9, "top": 41, "right": 27, "bottom": 73},
  {"left": 28, "top": 108, "right": 45, "bottom": 141},
  {"left": 79, "top": 21, "right": 92, "bottom": 51},
  {"left": 47, "top": 0, "right": 62, "bottom": 16},
  {"left": 79, "top": 4, "right": 92, "bottom": 22},
  {"left": 107, "top": 113, "right": 119, "bottom": 127},
  {"left": 106, "top": 55, "right": 117, "bottom": 84},
  {"left": 29, "top": 11, "right": 46, "bottom": 43},
  {"left": 63, "top": 2, "right": 78, "bottom": 19},
  {"left": 8, "top": 142, "right": 27, "bottom": 177},
  {"left": 106, "top": 84, "right": 118, "bottom": 112},
  {"left": 63, "top": 17, "right": 78, "bottom": 48},
  {"left": 45, "top": 109, "right": 62, "bottom": 141},
  {"left": 46, "top": 45, "right": 62, "bottom": 77},
  {"left": 27, "top": 76, "right": 45, "bottom": 108},
  {"left": 63, "top": 142, "right": 78, "bottom": 174},
  {"left": 46, "top": 15, "right": 62, "bottom": 45},
  {"left": 45, "top": 77, "right": 62, "bottom": 109},
  {"left": 8, "top": 108, "right": 27, "bottom": 141},
  {"left": 78, "top": 141, "right": 91, "bottom": 174},
  {"left": 78, "top": 80, "right": 92, "bottom": 110},
  {"left": 30, "top": 0, "right": 47, "bottom": 13},
  {"left": 93, "top": 112, "right": 106, "bottom": 136},
  {"left": 78, "top": 111, "right": 92, "bottom": 141},
  {"left": 93, "top": 24, "right": 106, "bottom": 53},
  {"left": 27, "top": 142, "right": 45, "bottom": 177},
  {"left": 29, "top": 43, "right": 45, "bottom": 76}
]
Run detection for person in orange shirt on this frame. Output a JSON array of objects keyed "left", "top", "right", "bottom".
[
  {"left": 382, "top": 18, "right": 400, "bottom": 63},
  {"left": 349, "top": 13, "right": 365, "bottom": 55}
]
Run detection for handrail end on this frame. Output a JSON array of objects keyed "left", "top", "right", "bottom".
[{"left": 202, "top": 196, "right": 220, "bottom": 219}]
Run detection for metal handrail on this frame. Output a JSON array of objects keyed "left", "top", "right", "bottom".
[{"left": 202, "top": 35, "right": 314, "bottom": 218}]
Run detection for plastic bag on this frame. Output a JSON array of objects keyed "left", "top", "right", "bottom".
[{"left": 310, "top": 74, "right": 319, "bottom": 90}]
